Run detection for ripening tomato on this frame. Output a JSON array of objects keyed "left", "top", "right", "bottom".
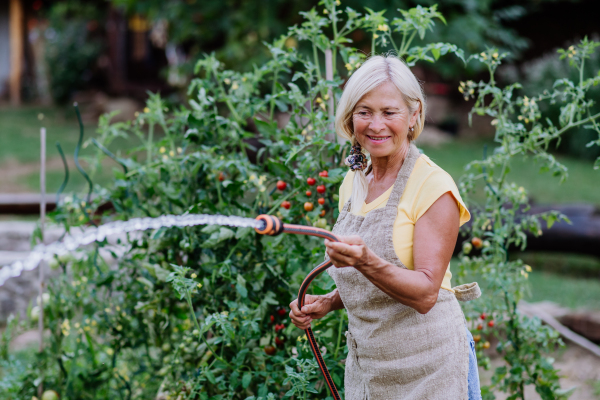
[
  {"left": 42, "top": 391, "right": 59, "bottom": 400},
  {"left": 304, "top": 202, "right": 314, "bottom": 211},
  {"left": 488, "top": 320, "right": 495, "bottom": 328},
  {"left": 318, "top": 170, "right": 328, "bottom": 177},
  {"left": 218, "top": 172, "right": 225, "bottom": 182},
  {"left": 307, "top": 177, "right": 316, "bottom": 186},
  {"left": 264, "top": 345, "right": 276, "bottom": 355},
  {"left": 471, "top": 237, "right": 483, "bottom": 249},
  {"left": 281, "top": 201, "right": 291, "bottom": 209},
  {"left": 316, "top": 185, "right": 326, "bottom": 194},
  {"left": 319, "top": 210, "right": 326, "bottom": 217},
  {"left": 477, "top": 324, "right": 483, "bottom": 330},
  {"left": 318, "top": 198, "right": 325, "bottom": 205},
  {"left": 473, "top": 334, "right": 481, "bottom": 343},
  {"left": 276, "top": 180, "right": 287, "bottom": 190},
  {"left": 306, "top": 190, "right": 312, "bottom": 196},
  {"left": 482, "top": 341, "right": 491, "bottom": 349}
]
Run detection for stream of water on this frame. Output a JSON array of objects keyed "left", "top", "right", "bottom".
[{"left": 0, "top": 214, "right": 262, "bottom": 287}]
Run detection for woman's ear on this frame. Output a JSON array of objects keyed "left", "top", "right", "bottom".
[{"left": 410, "top": 101, "right": 421, "bottom": 127}]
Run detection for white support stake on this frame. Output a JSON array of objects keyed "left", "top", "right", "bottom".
[
  {"left": 325, "top": 49, "right": 336, "bottom": 143},
  {"left": 38, "top": 127, "right": 46, "bottom": 397}
]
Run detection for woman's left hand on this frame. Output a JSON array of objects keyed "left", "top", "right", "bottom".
[{"left": 325, "top": 235, "right": 375, "bottom": 270}]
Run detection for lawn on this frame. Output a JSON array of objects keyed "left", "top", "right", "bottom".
[
  {"left": 420, "top": 139, "right": 600, "bottom": 206},
  {"left": 0, "top": 105, "right": 137, "bottom": 194}
]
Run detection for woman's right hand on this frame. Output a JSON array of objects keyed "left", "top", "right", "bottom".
[{"left": 289, "top": 294, "right": 332, "bottom": 330}]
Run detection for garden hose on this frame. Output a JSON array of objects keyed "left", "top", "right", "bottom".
[{"left": 255, "top": 215, "right": 342, "bottom": 400}]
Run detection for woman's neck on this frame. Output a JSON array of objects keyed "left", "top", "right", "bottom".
[{"left": 368, "top": 140, "right": 410, "bottom": 183}]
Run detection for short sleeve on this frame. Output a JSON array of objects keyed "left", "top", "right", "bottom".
[
  {"left": 410, "top": 169, "right": 470, "bottom": 226},
  {"left": 338, "top": 170, "right": 354, "bottom": 212}
]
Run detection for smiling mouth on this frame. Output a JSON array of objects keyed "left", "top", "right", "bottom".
[{"left": 367, "top": 135, "right": 391, "bottom": 142}]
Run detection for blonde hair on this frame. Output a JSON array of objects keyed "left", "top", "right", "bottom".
[{"left": 335, "top": 55, "right": 426, "bottom": 214}]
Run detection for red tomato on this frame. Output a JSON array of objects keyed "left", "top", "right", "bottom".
[
  {"left": 316, "top": 185, "right": 326, "bottom": 194},
  {"left": 277, "top": 308, "right": 287, "bottom": 316},
  {"left": 275, "top": 323, "right": 285, "bottom": 333},
  {"left": 477, "top": 324, "right": 483, "bottom": 330},
  {"left": 305, "top": 190, "right": 312, "bottom": 196},
  {"left": 281, "top": 201, "right": 291, "bottom": 210},
  {"left": 270, "top": 315, "right": 275, "bottom": 323},
  {"left": 307, "top": 177, "right": 316, "bottom": 186},
  {"left": 318, "top": 170, "right": 328, "bottom": 177},
  {"left": 480, "top": 313, "right": 487, "bottom": 320},
  {"left": 218, "top": 172, "right": 225, "bottom": 182},
  {"left": 276, "top": 180, "right": 287, "bottom": 191},
  {"left": 275, "top": 336, "right": 285, "bottom": 347},
  {"left": 488, "top": 320, "right": 495, "bottom": 328},
  {"left": 472, "top": 237, "right": 483, "bottom": 249},
  {"left": 318, "top": 198, "right": 325, "bottom": 205},
  {"left": 304, "top": 202, "right": 314, "bottom": 212}
]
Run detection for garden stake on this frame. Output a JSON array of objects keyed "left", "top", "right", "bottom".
[
  {"left": 38, "top": 127, "right": 46, "bottom": 398},
  {"left": 255, "top": 215, "right": 342, "bottom": 400}
]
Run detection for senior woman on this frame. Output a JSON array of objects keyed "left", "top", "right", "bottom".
[{"left": 289, "top": 55, "right": 482, "bottom": 400}]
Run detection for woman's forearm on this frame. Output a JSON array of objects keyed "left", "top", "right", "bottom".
[{"left": 359, "top": 255, "right": 440, "bottom": 314}]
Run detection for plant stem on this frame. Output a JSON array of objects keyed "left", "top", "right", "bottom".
[
  {"left": 333, "top": 309, "right": 344, "bottom": 360},
  {"left": 146, "top": 123, "right": 154, "bottom": 165},
  {"left": 313, "top": 44, "right": 322, "bottom": 79},
  {"left": 185, "top": 292, "right": 232, "bottom": 368},
  {"left": 269, "top": 67, "right": 280, "bottom": 120},
  {"left": 400, "top": 31, "right": 416, "bottom": 57}
]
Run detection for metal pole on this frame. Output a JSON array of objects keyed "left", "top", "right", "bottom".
[{"left": 38, "top": 127, "right": 46, "bottom": 398}]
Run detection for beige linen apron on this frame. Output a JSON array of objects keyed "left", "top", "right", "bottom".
[{"left": 327, "top": 144, "right": 480, "bottom": 399}]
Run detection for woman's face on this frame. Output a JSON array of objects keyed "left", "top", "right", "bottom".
[{"left": 352, "top": 81, "right": 419, "bottom": 160}]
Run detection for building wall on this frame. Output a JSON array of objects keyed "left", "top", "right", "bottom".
[{"left": 0, "top": 2, "right": 10, "bottom": 97}]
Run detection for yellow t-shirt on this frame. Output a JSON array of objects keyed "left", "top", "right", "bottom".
[{"left": 338, "top": 154, "right": 470, "bottom": 292}]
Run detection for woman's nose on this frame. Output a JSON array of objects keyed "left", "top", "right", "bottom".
[{"left": 369, "top": 114, "right": 385, "bottom": 132}]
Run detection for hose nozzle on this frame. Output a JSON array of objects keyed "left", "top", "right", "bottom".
[{"left": 255, "top": 215, "right": 284, "bottom": 236}]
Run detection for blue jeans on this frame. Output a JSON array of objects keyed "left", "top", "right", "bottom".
[{"left": 466, "top": 326, "right": 482, "bottom": 400}]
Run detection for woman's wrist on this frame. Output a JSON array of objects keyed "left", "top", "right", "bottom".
[{"left": 324, "top": 289, "right": 344, "bottom": 312}]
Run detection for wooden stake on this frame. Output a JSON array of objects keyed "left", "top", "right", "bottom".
[
  {"left": 9, "top": 0, "right": 23, "bottom": 105},
  {"left": 38, "top": 127, "right": 46, "bottom": 398},
  {"left": 325, "top": 49, "right": 335, "bottom": 143},
  {"left": 325, "top": 49, "right": 346, "bottom": 145}
]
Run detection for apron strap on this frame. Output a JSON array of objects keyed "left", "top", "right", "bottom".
[{"left": 385, "top": 143, "right": 421, "bottom": 210}]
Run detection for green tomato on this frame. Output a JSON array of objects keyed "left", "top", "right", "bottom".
[
  {"left": 49, "top": 258, "right": 60, "bottom": 270},
  {"left": 482, "top": 240, "right": 491, "bottom": 248},
  {"left": 462, "top": 242, "right": 473, "bottom": 254},
  {"left": 161, "top": 343, "right": 171, "bottom": 352},
  {"left": 30, "top": 306, "right": 40, "bottom": 323},
  {"left": 58, "top": 253, "right": 73, "bottom": 264},
  {"left": 316, "top": 218, "right": 327, "bottom": 229},
  {"left": 41, "top": 390, "right": 59, "bottom": 400}
]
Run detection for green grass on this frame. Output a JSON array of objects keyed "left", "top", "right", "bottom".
[
  {"left": 421, "top": 139, "right": 600, "bottom": 206},
  {"left": 0, "top": 105, "right": 82, "bottom": 164},
  {"left": 0, "top": 105, "right": 137, "bottom": 193},
  {"left": 525, "top": 270, "right": 600, "bottom": 310},
  {"left": 513, "top": 251, "right": 600, "bottom": 279}
]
